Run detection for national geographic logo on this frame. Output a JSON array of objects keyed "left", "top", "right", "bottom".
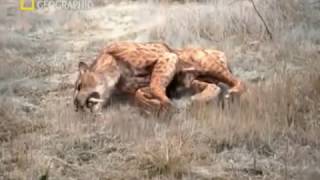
[
  {"left": 19, "top": 0, "right": 94, "bottom": 11},
  {"left": 19, "top": 0, "right": 35, "bottom": 11}
]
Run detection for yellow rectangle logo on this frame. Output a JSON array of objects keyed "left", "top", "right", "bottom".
[{"left": 19, "top": 0, "right": 35, "bottom": 11}]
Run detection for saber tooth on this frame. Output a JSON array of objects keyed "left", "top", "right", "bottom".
[{"left": 89, "top": 98, "right": 104, "bottom": 103}]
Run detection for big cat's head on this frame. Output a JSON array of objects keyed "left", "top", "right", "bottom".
[{"left": 73, "top": 62, "right": 106, "bottom": 112}]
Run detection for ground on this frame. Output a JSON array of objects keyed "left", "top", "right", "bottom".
[{"left": 0, "top": 0, "right": 320, "bottom": 179}]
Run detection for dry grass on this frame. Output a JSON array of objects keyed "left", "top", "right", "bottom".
[
  {"left": 0, "top": 0, "right": 320, "bottom": 179},
  {"left": 137, "top": 135, "right": 193, "bottom": 178}
]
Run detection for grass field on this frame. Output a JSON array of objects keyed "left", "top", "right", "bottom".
[{"left": 0, "top": 0, "right": 320, "bottom": 179}]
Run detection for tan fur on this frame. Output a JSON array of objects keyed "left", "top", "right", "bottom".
[
  {"left": 176, "top": 48, "right": 246, "bottom": 95},
  {"left": 73, "top": 41, "right": 177, "bottom": 112},
  {"left": 135, "top": 47, "right": 246, "bottom": 108},
  {"left": 74, "top": 41, "right": 246, "bottom": 112}
]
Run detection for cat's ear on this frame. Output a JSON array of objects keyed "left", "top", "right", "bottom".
[{"left": 79, "top": 62, "right": 89, "bottom": 75}]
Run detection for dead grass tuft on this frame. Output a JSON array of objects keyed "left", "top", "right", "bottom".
[{"left": 137, "top": 135, "right": 193, "bottom": 178}]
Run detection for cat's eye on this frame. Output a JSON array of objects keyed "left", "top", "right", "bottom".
[{"left": 77, "top": 84, "right": 81, "bottom": 91}]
